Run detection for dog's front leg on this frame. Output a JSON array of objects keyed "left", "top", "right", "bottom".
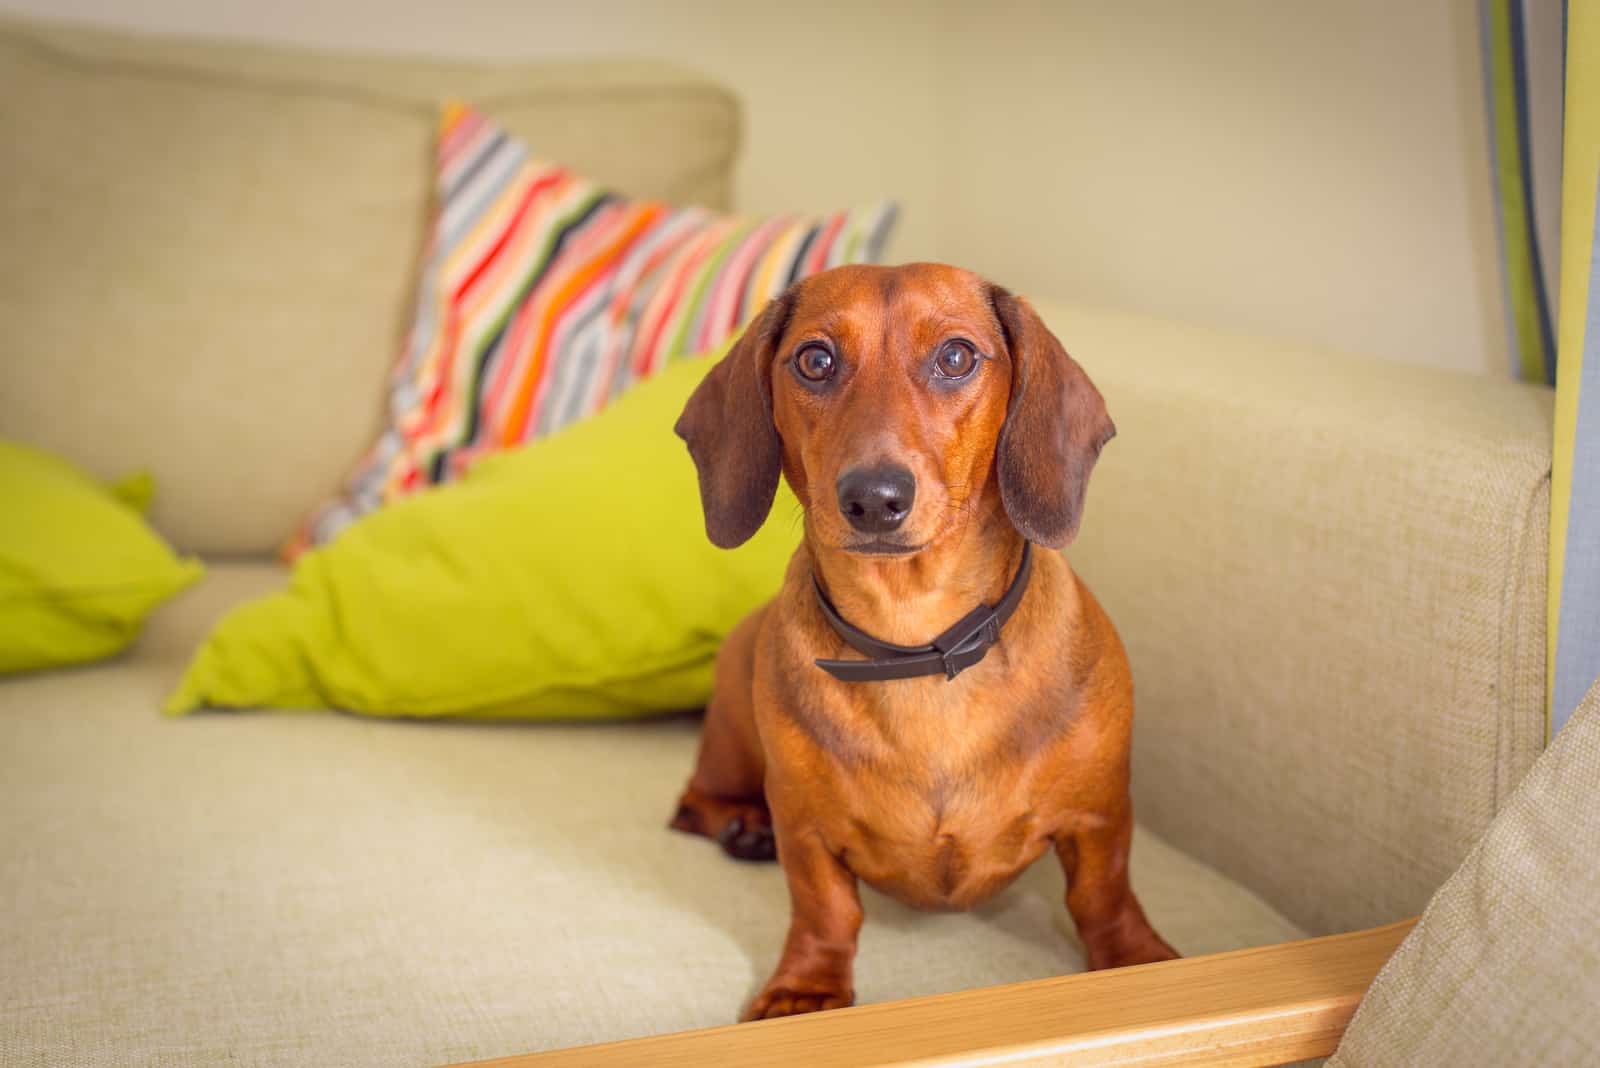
[
  {"left": 742, "top": 828, "right": 861, "bottom": 1021},
  {"left": 1055, "top": 808, "right": 1179, "bottom": 971}
]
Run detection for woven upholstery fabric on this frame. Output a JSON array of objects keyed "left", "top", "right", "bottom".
[
  {"left": 1330, "top": 678, "right": 1600, "bottom": 1067},
  {"left": 0, "top": 14, "right": 739, "bottom": 556},
  {"left": 0, "top": 565, "right": 1303, "bottom": 1067},
  {"left": 291, "top": 103, "right": 893, "bottom": 551},
  {"left": 1038, "top": 300, "right": 1554, "bottom": 935}
]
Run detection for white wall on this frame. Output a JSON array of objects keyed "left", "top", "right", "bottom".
[
  {"left": 936, "top": 0, "right": 1509, "bottom": 375},
  {"left": 2, "top": 0, "right": 1558, "bottom": 376}
]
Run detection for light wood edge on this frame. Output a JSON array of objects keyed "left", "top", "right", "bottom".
[{"left": 449, "top": 918, "right": 1416, "bottom": 1068}]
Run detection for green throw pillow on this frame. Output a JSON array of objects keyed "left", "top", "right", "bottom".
[
  {"left": 167, "top": 347, "right": 798, "bottom": 719},
  {"left": 1, "top": 441, "right": 203, "bottom": 673}
]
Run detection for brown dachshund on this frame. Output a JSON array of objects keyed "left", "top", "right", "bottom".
[{"left": 671, "top": 262, "right": 1177, "bottom": 1021}]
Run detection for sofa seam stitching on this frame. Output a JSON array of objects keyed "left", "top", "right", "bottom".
[{"left": 1496, "top": 451, "right": 1551, "bottom": 815}]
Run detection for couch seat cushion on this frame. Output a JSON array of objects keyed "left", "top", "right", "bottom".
[{"left": 1, "top": 565, "right": 1303, "bottom": 1067}]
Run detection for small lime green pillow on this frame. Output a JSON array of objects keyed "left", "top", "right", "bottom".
[
  {"left": 1, "top": 442, "right": 203, "bottom": 673},
  {"left": 167, "top": 346, "right": 798, "bottom": 719}
]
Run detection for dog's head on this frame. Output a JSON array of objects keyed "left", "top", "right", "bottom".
[{"left": 675, "top": 263, "right": 1114, "bottom": 555}]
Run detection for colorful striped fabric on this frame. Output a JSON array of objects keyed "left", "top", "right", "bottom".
[{"left": 289, "top": 101, "right": 896, "bottom": 554}]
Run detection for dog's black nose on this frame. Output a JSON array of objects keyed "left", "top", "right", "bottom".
[{"left": 836, "top": 464, "right": 916, "bottom": 534}]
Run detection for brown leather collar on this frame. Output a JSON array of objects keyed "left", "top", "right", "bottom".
[{"left": 811, "top": 542, "right": 1034, "bottom": 683}]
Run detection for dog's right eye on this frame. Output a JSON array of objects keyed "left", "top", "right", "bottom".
[{"left": 794, "top": 344, "right": 837, "bottom": 384}]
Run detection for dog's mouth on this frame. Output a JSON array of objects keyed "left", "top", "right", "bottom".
[{"left": 842, "top": 538, "right": 930, "bottom": 557}]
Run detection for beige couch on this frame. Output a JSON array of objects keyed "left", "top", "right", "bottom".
[{"left": 0, "top": 15, "right": 1554, "bottom": 1067}]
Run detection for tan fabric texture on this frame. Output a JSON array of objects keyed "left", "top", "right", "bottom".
[
  {"left": 1330, "top": 678, "right": 1600, "bottom": 1067},
  {"left": 1036, "top": 300, "right": 1554, "bottom": 936},
  {"left": 0, "top": 14, "right": 739, "bottom": 556},
  {"left": 0, "top": 565, "right": 1304, "bottom": 1066}
]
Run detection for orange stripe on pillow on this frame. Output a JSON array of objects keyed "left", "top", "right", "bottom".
[{"left": 497, "top": 205, "right": 664, "bottom": 446}]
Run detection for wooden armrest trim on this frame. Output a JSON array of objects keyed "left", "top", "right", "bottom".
[{"left": 452, "top": 919, "right": 1415, "bottom": 1068}]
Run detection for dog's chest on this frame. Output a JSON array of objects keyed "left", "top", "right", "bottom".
[
  {"left": 816, "top": 678, "right": 1059, "bottom": 911},
  {"left": 832, "top": 766, "right": 1053, "bottom": 912}
]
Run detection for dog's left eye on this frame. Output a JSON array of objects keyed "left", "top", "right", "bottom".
[{"left": 934, "top": 340, "right": 978, "bottom": 380}]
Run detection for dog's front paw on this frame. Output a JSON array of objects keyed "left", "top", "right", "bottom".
[
  {"left": 741, "top": 981, "right": 853, "bottom": 1021},
  {"left": 1084, "top": 929, "right": 1180, "bottom": 971}
]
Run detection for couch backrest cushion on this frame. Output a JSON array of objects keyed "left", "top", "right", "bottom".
[
  {"left": 1036, "top": 300, "right": 1553, "bottom": 936},
  {"left": 0, "top": 15, "right": 739, "bottom": 555}
]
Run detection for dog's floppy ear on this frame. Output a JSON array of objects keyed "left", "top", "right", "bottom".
[
  {"left": 991, "top": 287, "right": 1116, "bottom": 549},
  {"left": 674, "top": 294, "right": 792, "bottom": 548}
]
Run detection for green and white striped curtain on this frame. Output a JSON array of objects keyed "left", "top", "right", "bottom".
[
  {"left": 1549, "top": 1, "right": 1597, "bottom": 738},
  {"left": 1483, "top": 1, "right": 1595, "bottom": 736},
  {"left": 1482, "top": 0, "right": 1564, "bottom": 385}
]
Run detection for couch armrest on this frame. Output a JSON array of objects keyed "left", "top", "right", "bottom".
[
  {"left": 452, "top": 921, "right": 1416, "bottom": 1068},
  {"left": 1041, "top": 301, "right": 1552, "bottom": 935}
]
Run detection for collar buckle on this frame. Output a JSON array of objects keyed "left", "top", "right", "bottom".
[{"left": 932, "top": 604, "right": 1001, "bottom": 680}]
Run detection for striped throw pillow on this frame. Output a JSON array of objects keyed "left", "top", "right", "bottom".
[{"left": 290, "top": 101, "right": 896, "bottom": 554}]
